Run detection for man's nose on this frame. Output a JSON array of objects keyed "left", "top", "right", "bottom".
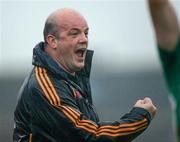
[{"left": 79, "top": 33, "right": 88, "bottom": 43}]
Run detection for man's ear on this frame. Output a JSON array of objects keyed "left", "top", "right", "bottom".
[{"left": 46, "top": 35, "right": 58, "bottom": 49}]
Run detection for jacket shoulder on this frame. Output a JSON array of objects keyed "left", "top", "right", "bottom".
[{"left": 30, "top": 67, "right": 76, "bottom": 106}]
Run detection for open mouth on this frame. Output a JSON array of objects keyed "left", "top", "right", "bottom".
[{"left": 75, "top": 48, "right": 86, "bottom": 58}]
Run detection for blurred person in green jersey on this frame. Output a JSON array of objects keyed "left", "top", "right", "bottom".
[{"left": 148, "top": 0, "right": 180, "bottom": 141}]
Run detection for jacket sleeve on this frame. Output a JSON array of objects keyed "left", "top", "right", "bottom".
[{"left": 31, "top": 67, "right": 152, "bottom": 142}]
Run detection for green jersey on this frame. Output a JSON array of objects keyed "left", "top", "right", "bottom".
[{"left": 158, "top": 38, "right": 180, "bottom": 142}]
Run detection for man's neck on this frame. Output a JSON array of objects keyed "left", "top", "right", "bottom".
[{"left": 56, "top": 61, "right": 76, "bottom": 76}]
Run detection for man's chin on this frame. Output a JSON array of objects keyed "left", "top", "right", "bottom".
[{"left": 74, "top": 63, "right": 85, "bottom": 72}]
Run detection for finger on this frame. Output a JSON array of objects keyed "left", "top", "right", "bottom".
[
  {"left": 134, "top": 100, "right": 144, "bottom": 107},
  {"left": 136, "top": 100, "right": 144, "bottom": 104},
  {"left": 143, "top": 97, "right": 152, "bottom": 104},
  {"left": 151, "top": 106, "right": 157, "bottom": 118}
]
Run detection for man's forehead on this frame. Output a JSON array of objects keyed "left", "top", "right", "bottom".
[
  {"left": 60, "top": 17, "right": 88, "bottom": 30},
  {"left": 56, "top": 9, "right": 88, "bottom": 30}
]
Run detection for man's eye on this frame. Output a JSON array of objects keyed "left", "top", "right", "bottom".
[
  {"left": 71, "top": 32, "right": 78, "bottom": 35},
  {"left": 85, "top": 32, "right": 88, "bottom": 36},
  {"left": 70, "top": 30, "right": 79, "bottom": 36}
]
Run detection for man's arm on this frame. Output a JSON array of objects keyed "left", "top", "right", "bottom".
[
  {"left": 148, "top": 0, "right": 179, "bottom": 51},
  {"left": 28, "top": 67, "right": 156, "bottom": 142}
]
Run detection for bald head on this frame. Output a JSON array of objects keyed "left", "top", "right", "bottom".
[{"left": 43, "top": 8, "right": 88, "bottom": 43}]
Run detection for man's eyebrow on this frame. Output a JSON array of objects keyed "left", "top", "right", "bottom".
[
  {"left": 69, "top": 27, "right": 89, "bottom": 31},
  {"left": 70, "top": 28, "right": 79, "bottom": 31}
]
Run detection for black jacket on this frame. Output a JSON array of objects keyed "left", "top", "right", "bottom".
[{"left": 13, "top": 42, "right": 152, "bottom": 142}]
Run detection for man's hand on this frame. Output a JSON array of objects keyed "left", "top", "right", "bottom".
[{"left": 134, "top": 97, "right": 157, "bottom": 118}]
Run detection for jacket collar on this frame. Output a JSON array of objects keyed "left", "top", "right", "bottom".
[{"left": 32, "top": 42, "right": 94, "bottom": 81}]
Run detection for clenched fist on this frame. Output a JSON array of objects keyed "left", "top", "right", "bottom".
[{"left": 134, "top": 97, "right": 157, "bottom": 118}]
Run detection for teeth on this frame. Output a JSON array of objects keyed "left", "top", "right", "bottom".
[
  {"left": 75, "top": 45, "right": 87, "bottom": 58},
  {"left": 77, "top": 48, "right": 86, "bottom": 52},
  {"left": 76, "top": 45, "right": 86, "bottom": 51}
]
